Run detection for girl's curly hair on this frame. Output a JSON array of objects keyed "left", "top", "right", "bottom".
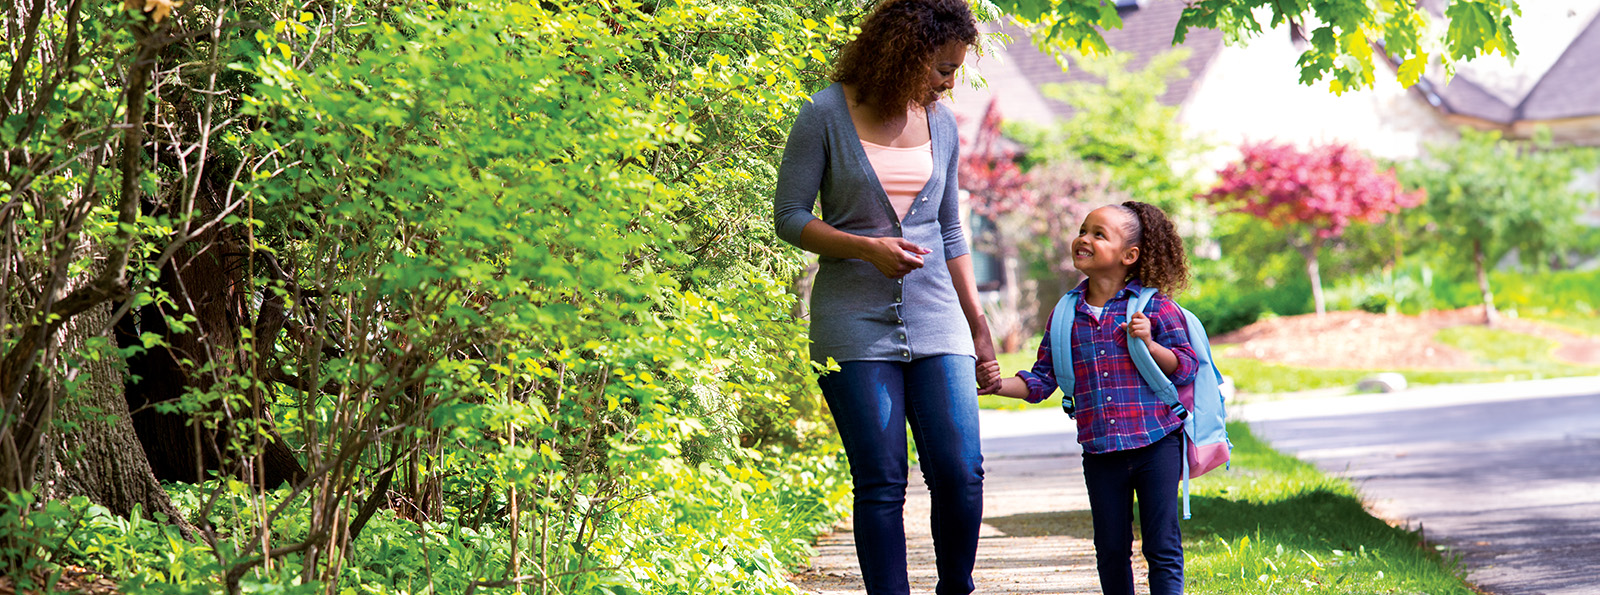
[
  {"left": 1115, "top": 201, "right": 1190, "bottom": 297},
  {"left": 832, "top": 0, "right": 977, "bottom": 116}
]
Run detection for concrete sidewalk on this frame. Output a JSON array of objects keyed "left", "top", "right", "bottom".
[{"left": 788, "top": 409, "right": 1125, "bottom": 594}]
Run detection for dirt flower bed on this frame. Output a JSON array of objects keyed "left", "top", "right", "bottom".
[{"left": 1213, "top": 306, "right": 1600, "bottom": 369}]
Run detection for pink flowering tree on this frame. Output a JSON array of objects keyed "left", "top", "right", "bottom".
[{"left": 1203, "top": 142, "right": 1425, "bottom": 315}]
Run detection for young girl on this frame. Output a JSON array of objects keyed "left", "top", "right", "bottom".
[{"left": 985, "top": 201, "right": 1196, "bottom": 595}]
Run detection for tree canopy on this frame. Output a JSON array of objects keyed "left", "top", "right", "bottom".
[
  {"left": 1203, "top": 141, "right": 1423, "bottom": 314},
  {"left": 989, "top": 0, "right": 1521, "bottom": 92},
  {"left": 1397, "top": 128, "right": 1598, "bottom": 324}
]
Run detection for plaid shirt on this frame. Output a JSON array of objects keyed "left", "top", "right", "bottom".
[{"left": 1017, "top": 279, "right": 1198, "bottom": 454}]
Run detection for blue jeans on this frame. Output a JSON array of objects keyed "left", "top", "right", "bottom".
[
  {"left": 1083, "top": 428, "right": 1185, "bottom": 595},
  {"left": 817, "top": 355, "right": 985, "bottom": 595}
]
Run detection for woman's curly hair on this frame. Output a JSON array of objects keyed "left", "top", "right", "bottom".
[
  {"left": 832, "top": 0, "right": 977, "bottom": 116},
  {"left": 1115, "top": 201, "right": 1190, "bottom": 297}
]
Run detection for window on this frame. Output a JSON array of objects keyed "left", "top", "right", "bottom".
[{"left": 968, "top": 213, "right": 1005, "bottom": 292}]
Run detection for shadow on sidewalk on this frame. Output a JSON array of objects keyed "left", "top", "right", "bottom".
[{"left": 985, "top": 510, "right": 1096, "bottom": 539}]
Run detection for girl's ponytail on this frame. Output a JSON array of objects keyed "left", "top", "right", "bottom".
[{"left": 1118, "top": 201, "right": 1190, "bottom": 297}]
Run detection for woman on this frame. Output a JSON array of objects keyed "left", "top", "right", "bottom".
[{"left": 771, "top": 1, "right": 999, "bottom": 593}]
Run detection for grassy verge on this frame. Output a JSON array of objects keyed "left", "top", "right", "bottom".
[
  {"left": 1218, "top": 324, "right": 1600, "bottom": 396},
  {"left": 1211, "top": 356, "right": 1549, "bottom": 396},
  {"left": 1530, "top": 314, "right": 1600, "bottom": 337},
  {"left": 1183, "top": 422, "right": 1474, "bottom": 594}
]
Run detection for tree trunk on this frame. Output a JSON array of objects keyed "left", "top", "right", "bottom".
[
  {"left": 1302, "top": 237, "right": 1327, "bottom": 316},
  {"left": 38, "top": 300, "right": 192, "bottom": 535},
  {"left": 1474, "top": 239, "right": 1498, "bottom": 327},
  {"left": 124, "top": 244, "right": 307, "bottom": 489}
]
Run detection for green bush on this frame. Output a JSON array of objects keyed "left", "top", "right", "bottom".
[
  {"left": 1485, "top": 268, "right": 1600, "bottom": 316},
  {"left": 1324, "top": 262, "right": 1438, "bottom": 315},
  {"left": 4, "top": 1, "right": 859, "bottom": 593},
  {"left": 1186, "top": 277, "right": 1313, "bottom": 336}
]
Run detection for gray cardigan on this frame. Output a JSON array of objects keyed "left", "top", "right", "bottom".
[{"left": 773, "top": 83, "right": 974, "bottom": 364}]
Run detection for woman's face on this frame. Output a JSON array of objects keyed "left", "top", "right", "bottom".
[{"left": 922, "top": 41, "right": 967, "bottom": 105}]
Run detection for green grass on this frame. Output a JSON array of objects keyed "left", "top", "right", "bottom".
[
  {"left": 1216, "top": 324, "right": 1600, "bottom": 397},
  {"left": 1183, "top": 422, "right": 1475, "bottom": 594},
  {"left": 1528, "top": 314, "right": 1600, "bottom": 338},
  {"left": 1211, "top": 356, "right": 1552, "bottom": 396}
]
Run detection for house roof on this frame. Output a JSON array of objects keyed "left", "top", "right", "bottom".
[
  {"left": 996, "top": 0, "right": 1226, "bottom": 120},
  {"left": 1417, "top": 0, "right": 1600, "bottom": 125}
]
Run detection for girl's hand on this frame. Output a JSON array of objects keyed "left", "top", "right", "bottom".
[
  {"left": 1121, "top": 312, "right": 1153, "bottom": 343},
  {"left": 976, "top": 359, "right": 1002, "bottom": 393},
  {"left": 862, "top": 237, "right": 929, "bottom": 279}
]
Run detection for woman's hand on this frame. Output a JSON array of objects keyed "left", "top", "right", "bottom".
[
  {"left": 861, "top": 237, "right": 929, "bottom": 279},
  {"left": 971, "top": 317, "right": 1003, "bottom": 393}
]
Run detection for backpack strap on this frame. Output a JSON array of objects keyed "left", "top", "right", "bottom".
[
  {"left": 1048, "top": 292, "right": 1078, "bottom": 418},
  {"left": 1125, "top": 287, "right": 1188, "bottom": 420},
  {"left": 1125, "top": 286, "right": 1197, "bottom": 519}
]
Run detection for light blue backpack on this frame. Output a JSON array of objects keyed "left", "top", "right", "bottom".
[{"left": 1049, "top": 286, "right": 1231, "bottom": 519}]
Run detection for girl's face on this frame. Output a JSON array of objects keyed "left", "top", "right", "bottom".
[
  {"left": 922, "top": 42, "right": 967, "bottom": 105},
  {"left": 1071, "top": 207, "right": 1140, "bottom": 276}
]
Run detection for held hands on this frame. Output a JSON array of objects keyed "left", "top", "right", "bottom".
[
  {"left": 976, "top": 359, "right": 1003, "bottom": 395},
  {"left": 971, "top": 320, "right": 1004, "bottom": 395},
  {"left": 863, "top": 237, "right": 929, "bottom": 279}
]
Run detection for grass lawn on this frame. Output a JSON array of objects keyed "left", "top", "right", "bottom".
[
  {"left": 1183, "top": 422, "right": 1475, "bottom": 594},
  {"left": 1219, "top": 325, "right": 1600, "bottom": 396},
  {"left": 1529, "top": 314, "right": 1600, "bottom": 338}
]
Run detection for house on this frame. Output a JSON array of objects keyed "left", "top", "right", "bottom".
[{"left": 952, "top": 0, "right": 1600, "bottom": 157}]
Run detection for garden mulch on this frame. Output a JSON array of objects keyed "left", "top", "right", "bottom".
[
  {"left": 0, "top": 566, "right": 119, "bottom": 595},
  {"left": 1212, "top": 306, "right": 1600, "bottom": 369}
]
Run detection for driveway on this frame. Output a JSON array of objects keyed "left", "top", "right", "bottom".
[{"left": 1238, "top": 376, "right": 1600, "bottom": 595}]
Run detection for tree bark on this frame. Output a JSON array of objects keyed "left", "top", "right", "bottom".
[
  {"left": 1302, "top": 237, "right": 1327, "bottom": 316},
  {"left": 123, "top": 248, "right": 307, "bottom": 488},
  {"left": 1474, "top": 239, "right": 1498, "bottom": 327},
  {"left": 38, "top": 300, "right": 192, "bottom": 535}
]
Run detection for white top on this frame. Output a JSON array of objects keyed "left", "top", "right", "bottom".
[{"left": 1085, "top": 303, "right": 1105, "bottom": 322}]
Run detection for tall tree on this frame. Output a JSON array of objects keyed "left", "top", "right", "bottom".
[
  {"left": 0, "top": 0, "right": 195, "bottom": 525},
  {"left": 1397, "top": 129, "right": 1596, "bottom": 326},
  {"left": 1034, "top": 49, "right": 1198, "bottom": 213},
  {"left": 1202, "top": 142, "right": 1424, "bottom": 315}
]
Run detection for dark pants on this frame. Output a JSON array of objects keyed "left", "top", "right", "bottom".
[
  {"left": 817, "top": 355, "right": 985, "bottom": 595},
  {"left": 1083, "top": 429, "right": 1185, "bottom": 595}
]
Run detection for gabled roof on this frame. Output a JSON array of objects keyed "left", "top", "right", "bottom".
[
  {"left": 996, "top": 0, "right": 1226, "bottom": 120},
  {"left": 1416, "top": 0, "right": 1600, "bottom": 125}
]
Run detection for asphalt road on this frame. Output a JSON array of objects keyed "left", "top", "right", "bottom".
[{"left": 1238, "top": 377, "right": 1600, "bottom": 595}]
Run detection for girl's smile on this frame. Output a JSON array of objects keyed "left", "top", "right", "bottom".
[{"left": 1072, "top": 207, "right": 1139, "bottom": 274}]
